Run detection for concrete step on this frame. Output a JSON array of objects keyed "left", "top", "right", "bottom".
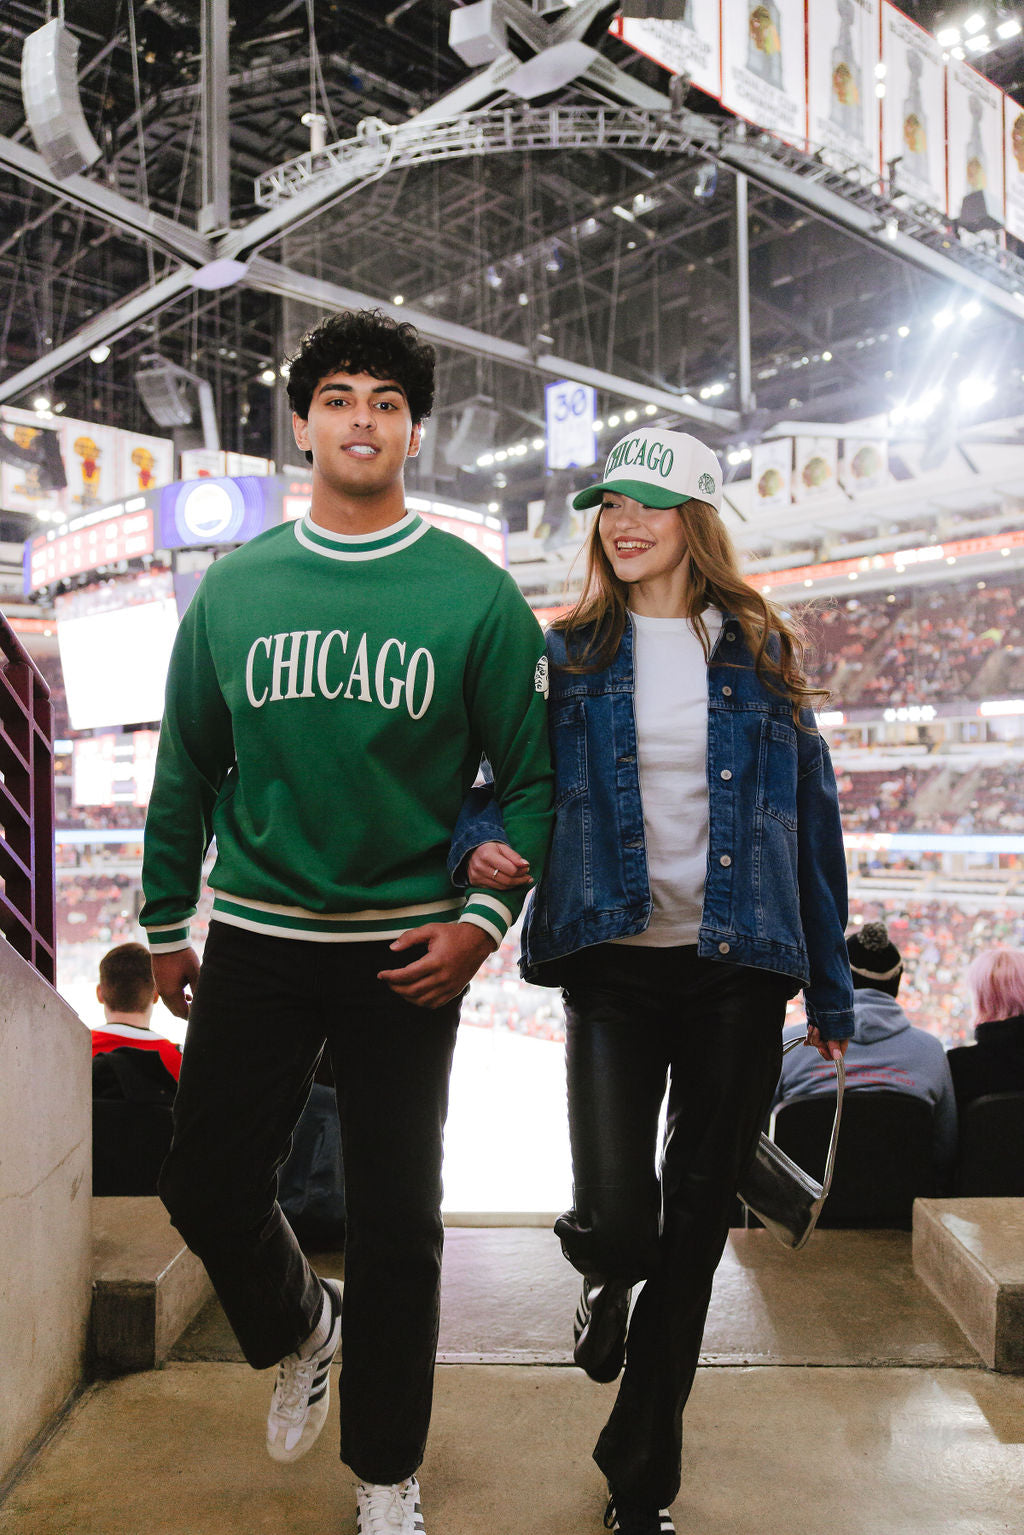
[
  {"left": 913, "top": 1197, "right": 1024, "bottom": 1371},
  {"left": 91, "top": 1197, "right": 212, "bottom": 1375}
]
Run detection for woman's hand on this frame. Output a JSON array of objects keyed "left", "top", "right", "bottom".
[
  {"left": 805, "top": 1025, "right": 850, "bottom": 1064},
  {"left": 465, "top": 840, "right": 532, "bottom": 891}
]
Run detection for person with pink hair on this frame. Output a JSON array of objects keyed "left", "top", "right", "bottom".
[{"left": 947, "top": 948, "right": 1024, "bottom": 1111}]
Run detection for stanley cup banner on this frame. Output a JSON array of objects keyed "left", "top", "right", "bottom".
[
  {"left": 751, "top": 438, "right": 792, "bottom": 510},
  {"left": 610, "top": 1, "right": 722, "bottom": 102},
  {"left": 117, "top": 429, "right": 175, "bottom": 499},
  {"left": 59, "top": 417, "right": 119, "bottom": 512},
  {"left": 1004, "top": 94, "right": 1024, "bottom": 242},
  {"left": 807, "top": 0, "right": 881, "bottom": 172},
  {"left": 721, "top": 0, "right": 807, "bottom": 148},
  {"left": 0, "top": 405, "right": 67, "bottom": 515},
  {"left": 881, "top": 4, "right": 947, "bottom": 212},
  {"left": 793, "top": 436, "right": 839, "bottom": 502},
  {"left": 841, "top": 434, "right": 889, "bottom": 495},
  {"left": 947, "top": 61, "right": 1004, "bottom": 235}
]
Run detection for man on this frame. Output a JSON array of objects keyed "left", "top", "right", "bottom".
[
  {"left": 773, "top": 919, "right": 957, "bottom": 1178},
  {"left": 140, "top": 309, "right": 552, "bottom": 1535},
  {"left": 91, "top": 940, "right": 181, "bottom": 1088}
]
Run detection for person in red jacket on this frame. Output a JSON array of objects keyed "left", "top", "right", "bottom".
[{"left": 91, "top": 941, "right": 181, "bottom": 1084}]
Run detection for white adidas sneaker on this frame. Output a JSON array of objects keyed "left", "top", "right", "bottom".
[
  {"left": 355, "top": 1477, "right": 426, "bottom": 1534},
  {"left": 265, "top": 1277, "right": 342, "bottom": 1463}
]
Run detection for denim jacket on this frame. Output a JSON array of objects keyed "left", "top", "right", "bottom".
[{"left": 450, "top": 612, "right": 854, "bottom": 1038}]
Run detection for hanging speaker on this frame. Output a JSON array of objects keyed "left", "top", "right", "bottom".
[
  {"left": 443, "top": 404, "right": 500, "bottom": 468},
  {"left": 21, "top": 19, "right": 102, "bottom": 180},
  {"left": 135, "top": 364, "right": 195, "bottom": 429}
]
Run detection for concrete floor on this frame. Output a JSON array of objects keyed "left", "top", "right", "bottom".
[{"left": 4, "top": 1230, "right": 1024, "bottom": 1535}]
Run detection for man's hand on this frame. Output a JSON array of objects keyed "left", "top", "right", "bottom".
[
  {"left": 465, "top": 840, "right": 532, "bottom": 891},
  {"left": 805, "top": 1025, "right": 849, "bottom": 1064},
  {"left": 152, "top": 947, "right": 201, "bottom": 1020},
  {"left": 378, "top": 922, "right": 496, "bottom": 1009}
]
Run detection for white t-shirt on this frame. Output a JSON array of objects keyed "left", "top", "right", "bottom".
[{"left": 612, "top": 608, "right": 722, "bottom": 947}]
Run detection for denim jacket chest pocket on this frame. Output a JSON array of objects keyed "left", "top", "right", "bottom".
[
  {"left": 549, "top": 699, "right": 588, "bottom": 809},
  {"left": 755, "top": 717, "right": 799, "bottom": 829}
]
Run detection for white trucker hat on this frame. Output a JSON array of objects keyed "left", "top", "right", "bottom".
[{"left": 571, "top": 427, "right": 723, "bottom": 514}]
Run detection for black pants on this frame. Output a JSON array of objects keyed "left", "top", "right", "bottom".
[
  {"left": 158, "top": 920, "right": 461, "bottom": 1485},
  {"left": 554, "top": 944, "right": 788, "bottom": 1508}
]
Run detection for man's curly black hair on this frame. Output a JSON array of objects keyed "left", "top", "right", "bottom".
[{"left": 286, "top": 308, "right": 436, "bottom": 426}]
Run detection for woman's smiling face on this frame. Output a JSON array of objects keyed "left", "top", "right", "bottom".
[{"left": 598, "top": 493, "right": 689, "bottom": 586}]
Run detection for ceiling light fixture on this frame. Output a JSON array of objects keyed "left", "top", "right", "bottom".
[
  {"left": 963, "top": 13, "right": 986, "bottom": 34},
  {"left": 998, "top": 18, "right": 1022, "bottom": 39}
]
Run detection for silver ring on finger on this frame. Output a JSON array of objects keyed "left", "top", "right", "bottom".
[{"left": 492, "top": 867, "right": 500, "bottom": 879}]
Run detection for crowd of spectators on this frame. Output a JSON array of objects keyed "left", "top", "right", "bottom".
[
  {"left": 835, "top": 765, "right": 936, "bottom": 831},
  {"left": 807, "top": 579, "right": 1024, "bottom": 709},
  {"left": 847, "top": 900, "right": 1024, "bottom": 1046}
]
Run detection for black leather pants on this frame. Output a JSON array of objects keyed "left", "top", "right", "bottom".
[{"left": 554, "top": 943, "right": 789, "bottom": 1507}]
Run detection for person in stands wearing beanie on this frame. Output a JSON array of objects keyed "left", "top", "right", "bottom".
[
  {"left": 452, "top": 425, "right": 853, "bottom": 1535},
  {"left": 947, "top": 947, "right": 1024, "bottom": 1112},
  {"left": 773, "top": 918, "right": 957, "bottom": 1179},
  {"left": 92, "top": 941, "right": 181, "bottom": 1090}
]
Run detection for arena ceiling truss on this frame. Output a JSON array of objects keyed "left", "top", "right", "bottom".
[{"left": 2, "top": 0, "right": 1024, "bottom": 560}]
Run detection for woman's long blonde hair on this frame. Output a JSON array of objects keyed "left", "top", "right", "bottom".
[{"left": 555, "top": 497, "right": 826, "bottom": 719}]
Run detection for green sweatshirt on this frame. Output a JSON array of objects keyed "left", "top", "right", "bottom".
[{"left": 140, "top": 509, "right": 553, "bottom": 952}]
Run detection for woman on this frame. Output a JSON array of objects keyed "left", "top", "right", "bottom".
[
  {"left": 948, "top": 947, "right": 1024, "bottom": 1111},
  {"left": 452, "top": 425, "right": 853, "bottom": 1535}
]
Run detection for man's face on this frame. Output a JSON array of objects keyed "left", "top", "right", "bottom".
[{"left": 292, "top": 370, "right": 421, "bottom": 498}]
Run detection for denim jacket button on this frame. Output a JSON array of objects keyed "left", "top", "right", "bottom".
[
  {"left": 718, "top": 941, "right": 731, "bottom": 954},
  {"left": 722, "top": 686, "right": 733, "bottom": 696},
  {"left": 725, "top": 631, "right": 736, "bottom": 641},
  {"left": 720, "top": 769, "right": 732, "bottom": 781},
  {"left": 719, "top": 854, "right": 732, "bottom": 867}
]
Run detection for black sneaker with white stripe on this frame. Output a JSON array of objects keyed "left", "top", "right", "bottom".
[
  {"left": 266, "top": 1277, "right": 342, "bottom": 1462},
  {"left": 356, "top": 1476, "right": 426, "bottom": 1534},
  {"left": 573, "top": 1276, "right": 631, "bottom": 1383},
  {"left": 604, "top": 1491, "right": 675, "bottom": 1534}
]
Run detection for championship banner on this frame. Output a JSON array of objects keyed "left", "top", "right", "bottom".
[
  {"left": 1004, "top": 94, "right": 1024, "bottom": 242},
  {"left": 881, "top": 4, "right": 946, "bottom": 212},
  {"left": 947, "top": 60, "right": 1004, "bottom": 234},
  {"left": 0, "top": 405, "right": 66, "bottom": 515},
  {"left": 807, "top": 0, "right": 881, "bottom": 172},
  {"left": 841, "top": 436, "right": 889, "bottom": 494},
  {"left": 721, "top": 0, "right": 807, "bottom": 147},
  {"left": 117, "top": 429, "right": 175, "bottom": 498},
  {"left": 611, "top": 1, "right": 722, "bottom": 102},
  {"left": 59, "top": 417, "right": 119, "bottom": 512},
  {"left": 793, "top": 437, "right": 838, "bottom": 501},
  {"left": 751, "top": 438, "right": 792, "bottom": 510}
]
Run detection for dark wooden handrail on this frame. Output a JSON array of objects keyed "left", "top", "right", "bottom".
[{"left": 0, "top": 615, "right": 55, "bottom": 983}]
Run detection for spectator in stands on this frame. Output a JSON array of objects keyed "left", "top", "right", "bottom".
[
  {"left": 947, "top": 948, "right": 1024, "bottom": 1111},
  {"left": 774, "top": 920, "right": 957, "bottom": 1179},
  {"left": 91, "top": 941, "right": 181, "bottom": 1097}
]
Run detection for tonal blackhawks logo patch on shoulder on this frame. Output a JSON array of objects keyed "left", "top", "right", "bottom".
[
  {"left": 698, "top": 471, "right": 716, "bottom": 496},
  {"left": 534, "top": 655, "right": 549, "bottom": 697}
]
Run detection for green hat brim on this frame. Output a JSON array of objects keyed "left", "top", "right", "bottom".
[{"left": 571, "top": 478, "right": 693, "bottom": 511}]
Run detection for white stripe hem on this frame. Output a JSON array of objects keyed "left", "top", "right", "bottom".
[
  {"left": 459, "top": 912, "right": 504, "bottom": 947},
  {"left": 212, "top": 892, "right": 463, "bottom": 921},
  {"left": 214, "top": 910, "right": 428, "bottom": 942},
  {"left": 466, "top": 892, "right": 514, "bottom": 927}
]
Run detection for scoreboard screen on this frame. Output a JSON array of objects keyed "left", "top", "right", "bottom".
[
  {"left": 73, "top": 731, "right": 159, "bottom": 807},
  {"left": 26, "top": 502, "right": 154, "bottom": 590}
]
